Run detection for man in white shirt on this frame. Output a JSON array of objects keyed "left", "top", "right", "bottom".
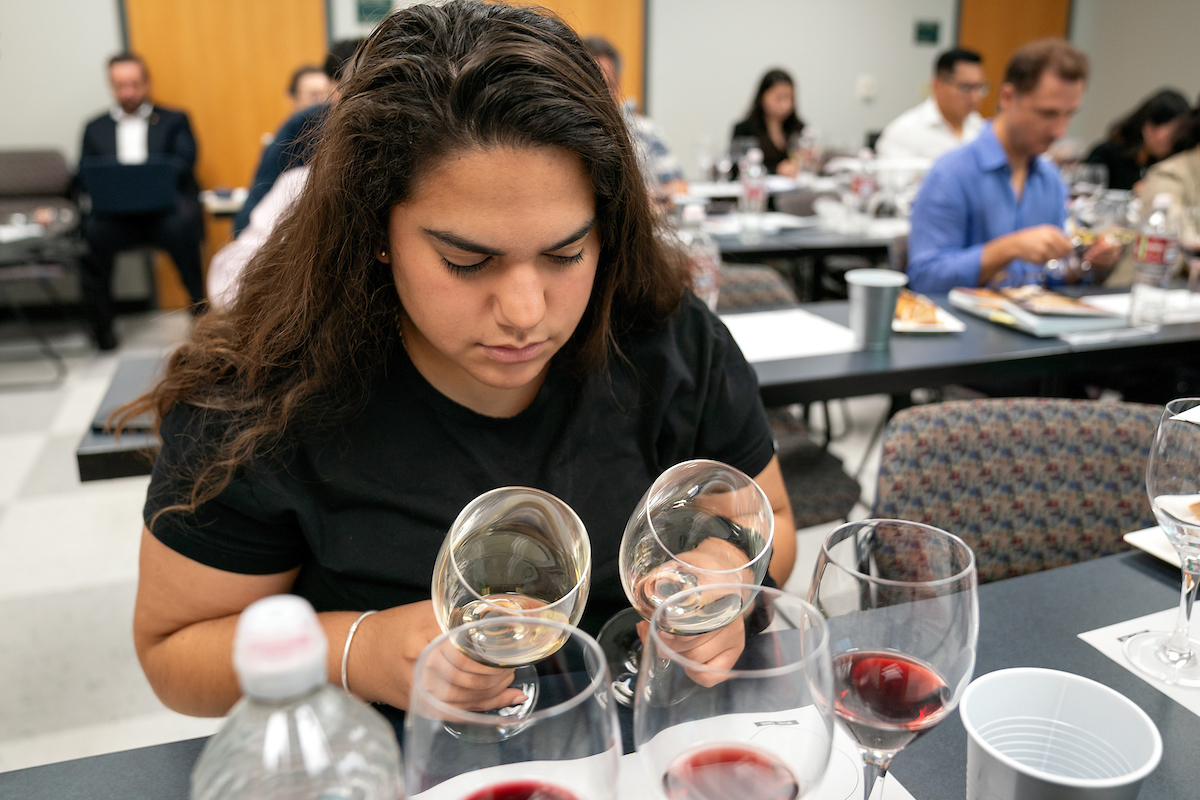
[
  {"left": 79, "top": 53, "right": 204, "bottom": 349},
  {"left": 876, "top": 49, "right": 987, "bottom": 163}
]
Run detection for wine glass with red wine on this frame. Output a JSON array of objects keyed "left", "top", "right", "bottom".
[
  {"left": 599, "top": 460, "right": 775, "bottom": 705},
  {"left": 634, "top": 584, "right": 834, "bottom": 800},
  {"left": 431, "top": 487, "right": 591, "bottom": 734},
  {"left": 405, "top": 617, "right": 619, "bottom": 800},
  {"left": 807, "top": 519, "right": 978, "bottom": 800}
]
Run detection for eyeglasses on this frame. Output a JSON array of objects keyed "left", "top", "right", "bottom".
[{"left": 952, "top": 82, "right": 989, "bottom": 97}]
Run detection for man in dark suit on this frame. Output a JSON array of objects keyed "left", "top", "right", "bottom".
[{"left": 79, "top": 52, "right": 205, "bottom": 349}]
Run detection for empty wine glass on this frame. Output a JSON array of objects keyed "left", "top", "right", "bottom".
[
  {"left": 1061, "top": 162, "right": 1108, "bottom": 201},
  {"left": 808, "top": 519, "right": 978, "bottom": 800},
  {"left": 1124, "top": 398, "right": 1200, "bottom": 686},
  {"left": 599, "top": 459, "right": 775, "bottom": 706},
  {"left": 405, "top": 617, "right": 620, "bottom": 799},
  {"left": 634, "top": 585, "right": 834, "bottom": 800},
  {"left": 431, "top": 487, "right": 591, "bottom": 731}
]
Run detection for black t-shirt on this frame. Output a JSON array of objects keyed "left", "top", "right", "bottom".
[{"left": 144, "top": 293, "right": 775, "bottom": 635}]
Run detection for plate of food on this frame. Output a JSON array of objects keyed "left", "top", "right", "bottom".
[{"left": 893, "top": 289, "right": 965, "bottom": 333}]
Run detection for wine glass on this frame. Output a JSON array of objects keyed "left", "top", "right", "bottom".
[
  {"left": 405, "top": 617, "right": 620, "bottom": 799},
  {"left": 634, "top": 584, "right": 835, "bottom": 800},
  {"left": 1123, "top": 398, "right": 1200, "bottom": 686},
  {"left": 1061, "top": 162, "right": 1108, "bottom": 201},
  {"left": 431, "top": 487, "right": 591, "bottom": 731},
  {"left": 1045, "top": 190, "right": 1133, "bottom": 285},
  {"left": 1182, "top": 207, "right": 1200, "bottom": 308},
  {"left": 807, "top": 519, "right": 979, "bottom": 800},
  {"left": 599, "top": 459, "right": 775, "bottom": 706}
]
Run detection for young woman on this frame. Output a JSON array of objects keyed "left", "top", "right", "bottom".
[
  {"left": 732, "top": 69, "right": 806, "bottom": 176},
  {"left": 128, "top": 1, "right": 795, "bottom": 725},
  {"left": 1085, "top": 89, "right": 1189, "bottom": 191}
]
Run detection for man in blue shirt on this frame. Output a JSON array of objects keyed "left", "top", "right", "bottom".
[{"left": 908, "top": 39, "right": 1119, "bottom": 293}]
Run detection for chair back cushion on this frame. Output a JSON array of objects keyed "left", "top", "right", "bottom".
[
  {"left": 874, "top": 398, "right": 1160, "bottom": 582},
  {"left": 0, "top": 150, "right": 72, "bottom": 198},
  {"left": 716, "top": 264, "right": 797, "bottom": 311}
]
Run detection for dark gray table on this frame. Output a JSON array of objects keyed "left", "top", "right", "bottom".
[
  {"left": 715, "top": 227, "right": 896, "bottom": 301},
  {"left": 1, "top": 550, "right": 1189, "bottom": 798}
]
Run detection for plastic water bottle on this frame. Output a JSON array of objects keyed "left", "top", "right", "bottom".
[
  {"left": 1129, "top": 192, "right": 1180, "bottom": 325},
  {"left": 678, "top": 203, "right": 721, "bottom": 310},
  {"left": 738, "top": 147, "right": 767, "bottom": 243},
  {"left": 192, "top": 596, "right": 405, "bottom": 800}
]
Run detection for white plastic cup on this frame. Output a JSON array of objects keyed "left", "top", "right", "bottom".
[
  {"left": 845, "top": 268, "right": 907, "bottom": 351},
  {"left": 960, "top": 668, "right": 1162, "bottom": 800}
]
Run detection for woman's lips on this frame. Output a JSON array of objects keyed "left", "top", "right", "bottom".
[{"left": 483, "top": 341, "right": 547, "bottom": 363}]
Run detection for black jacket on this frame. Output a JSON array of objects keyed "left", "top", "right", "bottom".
[{"left": 80, "top": 105, "right": 200, "bottom": 199}]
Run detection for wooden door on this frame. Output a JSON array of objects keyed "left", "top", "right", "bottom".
[
  {"left": 123, "top": 0, "right": 327, "bottom": 308},
  {"left": 958, "top": 0, "right": 1072, "bottom": 118},
  {"left": 531, "top": 0, "right": 645, "bottom": 109}
]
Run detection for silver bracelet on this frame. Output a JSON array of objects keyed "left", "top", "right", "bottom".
[{"left": 341, "top": 610, "right": 379, "bottom": 695}]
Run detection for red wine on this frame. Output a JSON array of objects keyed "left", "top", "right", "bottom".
[
  {"left": 663, "top": 744, "right": 799, "bottom": 800},
  {"left": 461, "top": 780, "right": 582, "bottom": 800},
  {"left": 833, "top": 650, "right": 952, "bottom": 752}
]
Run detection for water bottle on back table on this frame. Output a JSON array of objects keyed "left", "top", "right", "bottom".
[
  {"left": 678, "top": 203, "right": 721, "bottom": 310},
  {"left": 1129, "top": 192, "right": 1181, "bottom": 326},
  {"left": 738, "top": 147, "right": 767, "bottom": 243},
  {"left": 192, "top": 595, "right": 404, "bottom": 800}
]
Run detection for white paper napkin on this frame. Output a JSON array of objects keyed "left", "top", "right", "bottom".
[
  {"left": 1084, "top": 291, "right": 1200, "bottom": 325},
  {"left": 720, "top": 308, "right": 859, "bottom": 363},
  {"left": 1078, "top": 608, "right": 1200, "bottom": 716}
]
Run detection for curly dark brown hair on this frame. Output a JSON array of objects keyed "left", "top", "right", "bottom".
[{"left": 121, "top": 0, "right": 687, "bottom": 527}]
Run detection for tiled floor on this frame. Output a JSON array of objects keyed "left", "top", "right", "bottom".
[{"left": 0, "top": 312, "right": 888, "bottom": 773}]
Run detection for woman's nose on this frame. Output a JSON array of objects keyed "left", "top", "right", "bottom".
[{"left": 493, "top": 263, "right": 546, "bottom": 333}]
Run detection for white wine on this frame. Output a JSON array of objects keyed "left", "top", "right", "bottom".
[
  {"left": 1152, "top": 494, "right": 1200, "bottom": 557},
  {"left": 449, "top": 593, "right": 570, "bottom": 667}
]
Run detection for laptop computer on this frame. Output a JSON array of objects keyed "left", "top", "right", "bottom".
[{"left": 80, "top": 156, "right": 177, "bottom": 214}]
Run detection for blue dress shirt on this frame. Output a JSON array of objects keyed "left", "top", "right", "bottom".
[{"left": 907, "top": 123, "right": 1067, "bottom": 293}]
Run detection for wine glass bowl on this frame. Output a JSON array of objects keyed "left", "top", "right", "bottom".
[
  {"left": 634, "top": 585, "right": 835, "bottom": 800},
  {"left": 807, "top": 519, "right": 978, "bottom": 799},
  {"left": 405, "top": 618, "right": 620, "bottom": 800},
  {"left": 1124, "top": 398, "right": 1200, "bottom": 686}
]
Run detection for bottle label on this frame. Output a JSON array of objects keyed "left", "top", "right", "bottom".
[{"left": 1136, "top": 234, "right": 1176, "bottom": 265}]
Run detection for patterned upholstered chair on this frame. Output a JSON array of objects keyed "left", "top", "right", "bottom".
[
  {"left": 715, "top": 263, "right": 797, "bottom": 311},
  {"left": 873, "top": 398, "right": 1160, "bottom": 583}
]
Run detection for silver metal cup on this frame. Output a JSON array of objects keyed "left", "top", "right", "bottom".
[{"left": 845, "top": 268, "right": 907, "bottom": 351}]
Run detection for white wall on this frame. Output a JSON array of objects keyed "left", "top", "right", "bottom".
[
  {"left": 0, "top": 0, "right": 122, "bottom": 164},
  {"left": 1068, "top": 0, "right": 1200, "bottom": 149},
  {"left": 648, "top": 0, "right": 957, "bottom": 179}
]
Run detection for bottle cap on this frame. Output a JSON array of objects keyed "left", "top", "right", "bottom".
[
  {"left": 233, "top": 595, "right": 329, "bottom": 701},
  {"left": 1152, "top": 193, "right": 1174, "bottom": 210},
  {"left": 745, "top": 147, "right": 764, "bottom": 164},
  {"left": 682, "top": 203, "right": 706, "bottom": 225}
]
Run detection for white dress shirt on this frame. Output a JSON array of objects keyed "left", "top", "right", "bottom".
[
  {"left": 875, "top": 97, "right": 984, "bottom": 163},
  {"left": 110, "top": 102, "right": 152, "bottom": 164}
]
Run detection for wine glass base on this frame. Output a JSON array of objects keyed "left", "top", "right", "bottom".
[
  {"left": 597, "top": 607, "right": 644, "bottom": 707},
  {"left": 1122, "top": 631, "right": 1200, "bottom": 686}
]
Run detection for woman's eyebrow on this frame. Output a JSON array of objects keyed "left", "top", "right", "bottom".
[{"left": 421, "top": 218, "right": 596, "bottom": 256}]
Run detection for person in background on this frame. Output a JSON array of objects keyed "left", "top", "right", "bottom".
[
  {"left": 582, "top": 36, "right": 685, "bottom": 199},
  {"left": 79, "top": 52, "right": 204, "bottom": 350},
  {"left": 1084, "top": 89, "right": 1190, "bottom": 192},
  {"left": 732, "top": 69, "right": 805, "bottom": 176},
  {"left": 232, "top": 39, "right": 362, "bottom": 237},
  {"left": 288, "top": 65, "right": 333, "bottom": 113},
  {"left": 906, "top": 39, "right": 1120, "bottom": 293},
  {"left": 875, "top": 48, "right": 987, "bottom": 162},
  {"left": 126, "top": 1, "right": 792, "bottom": 730}
]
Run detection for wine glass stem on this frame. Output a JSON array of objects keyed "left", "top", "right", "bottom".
[
  {"left": 860, "top": 750, "right": 893, "bottom": 800},
  {"left": 1164, "top": 568, "right": 1200, "bottom": 662}
]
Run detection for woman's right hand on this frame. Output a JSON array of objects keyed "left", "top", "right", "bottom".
[{"left": 348, "top": 600, "right": 525, "bottom": 712}]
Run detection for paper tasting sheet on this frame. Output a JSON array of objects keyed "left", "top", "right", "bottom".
[
  {"left": 1078, "top": 608, "right": 1200, "bottom": 717},
  {"left": 720, "top": 308, "right": 859, "bottom": 364}
]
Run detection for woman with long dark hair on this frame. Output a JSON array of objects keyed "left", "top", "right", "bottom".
[
  {"left": 1085, "top": 88, "right": 1189, "bottom": 190},
  {"left": 732, "top": 69, "right": 806, "bottom": 176},
  {"left": 126, "top": 1, "right": 794, "bottom": 726}
]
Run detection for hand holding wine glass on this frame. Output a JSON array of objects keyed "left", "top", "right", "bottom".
[
  {"left": 600, "top": 459, "right": 775, "bottom": 704},
  {"left": 430, "top": 487, "right": 591, "bottom": 724},
  {"left": 808, "top": 519, "right": 978, "bottom": 800},
  {"left": 1124, "top": 398, "right": 1200, "bottom": 686},
  {"left": 634, "top": 585, "right": 834, "bottom": 800}
]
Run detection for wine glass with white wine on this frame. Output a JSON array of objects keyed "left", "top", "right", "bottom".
[
  {"left": 431, "top": 486, "right": 590, "bottom": 734},
  {"left": 1124, "top": 398, "right": 1200, "bottom": 686}
]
